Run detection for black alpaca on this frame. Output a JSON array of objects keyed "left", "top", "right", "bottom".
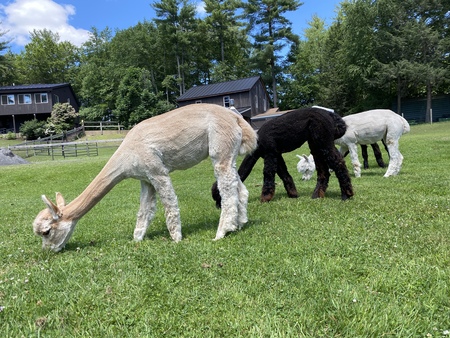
[{"left": 212, "top": 107, "right": 354, "bottom": 206}]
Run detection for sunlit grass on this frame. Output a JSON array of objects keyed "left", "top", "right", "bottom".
[{"left": 0, "top": 122, "right": 449, "bottom": 337}]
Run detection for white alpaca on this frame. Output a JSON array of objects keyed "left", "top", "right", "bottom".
[
  {"left": 336, "top": 109, "right": 410, "bottom": 177},
  {"left": 33, "top": 104, "right": 258, "bottom": 252},
  {"left": 296, "top": 109, "right": 410, "bottom": 179},
  {"left": 296, "top": 154, "right": 315, "bottom": 180}
]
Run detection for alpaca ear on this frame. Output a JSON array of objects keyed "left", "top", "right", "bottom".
[
  {"left": 296, "top": 154, "right": 302, "bottom": 159},
  {"left": 302, "top": 154, "right": 309, "bottom": 161},
  {"left": 55, "top": 192, "right": 66, "bottom": 209},
  {"left": 41, "top": 195, "right": 61, "bottom": 220}
]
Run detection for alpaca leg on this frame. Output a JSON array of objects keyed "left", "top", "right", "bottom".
[
  {"left": 311, "top": 154, "right": 330, "bottom": 199},
  {"left": 384, "top": 139, "right": 403, "bottom": 177},
  {"left": 211, "top": 151, "right": 260, "bottom": 209},
  {"left": 276, "top": 154, "right": 298, "bottom": 198},
  {"left": 371, "top": 143, "right": 386, "bottom": 168},
  {"left": 347, "top": 143, "right": 362, "bottom": 177},
  {"left": 214, "top": 163, "right": 240, "bottom": 240},
  {"left": 327, "top": 147, "right": 354, "bottom": 200},
  {"left": 261, "top": 154, "right": 278, "bottom": 202},
  {"left": 361, "top": 144, "right": 369, "bottom": 169},
  {"left": 236, "top": 178, "right": 249, "bottom": 227},
  {"left": 151, "top": 174, "right": 182, "bottom": 242},
  {"left": 133, "top": 181, "right": 157, "bottom": 241}
]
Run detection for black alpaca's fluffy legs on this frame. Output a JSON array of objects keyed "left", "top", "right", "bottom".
[
  {"left": 311, "top": 148, "right": 353, "bottom": 200},
  {"left": 276, "top": 154, "right": 298, "bottom": 198},
  {"left": 261, "top": 153, "right": 277, "bottom": 202},
  {"left": 327, "top": 148, "right": 354, "bottom": 200},
  {"left": 311, "top": 153, "right": 330, "bottom": 199}
]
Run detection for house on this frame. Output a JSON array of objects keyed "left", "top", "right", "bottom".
[
  {"left": 177, "top": 76, "right": 271, "bottom": 125},
  {"left": 0, "top": 83, "right": 79, "bottom": 134}
]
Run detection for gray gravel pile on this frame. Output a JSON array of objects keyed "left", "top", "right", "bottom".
[{"left": 0, "top": 148, "right": 29, "bottom": 166}]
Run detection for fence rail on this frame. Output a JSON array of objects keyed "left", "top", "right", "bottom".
[
  {"left": 82, "top": 121, "right": 124, "bottom": 134},
  {"left": 9, "top": 139, "right": 123, "bottom": 160}
]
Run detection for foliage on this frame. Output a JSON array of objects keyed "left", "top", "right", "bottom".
[
  {"left": 243, "top": 0, "right": 302, "bottom": 107},
  {"left": 18, "top": 119, "right": 46, "bottom": 140},
  {"left": 45, "top": 102, "right": 78, "bottom": 135},
  {"left": 114, "top": 68, "right": 175, "bottom": 127},
  {"left": 152, "top": 0, "right": 199, "bottom": 96},
  {"left": 281, "top": 15, "right": 327, "bottom": 110},
  {"left": 1, "top": 122, "right": 450, "bottom": 336},
  {"left": 5, "top": 131, "right": 16, "bottom": 140},
  {"left": 4, "top": 0, "right": 450, "bottom": 114},
  {"left": 13, "top": 29, "right": 79, "bottom": 85},
  {"left": 0, "top": 28, "right": 14, "bottom": 85}
]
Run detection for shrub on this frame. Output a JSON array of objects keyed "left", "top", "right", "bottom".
[
  {"left": 6, "top": 131, "right": 16, "bottom": 140},
  {"left": 19, "top": 119, "right": 46, "bottom": 140}
]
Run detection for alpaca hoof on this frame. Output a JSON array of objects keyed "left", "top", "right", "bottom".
[
  {"left": 238, "top": 215, "right": 248, "bottom": 225},
  {"left": 214, "top": 231, "right": 226, "bottom": 241},
  {"left": 311, "top": 190, "right": 325, "bottom": 199},
  {"left": 170, "top": 232, "right": 182, "bottom": 242},
  {"left": 260, "top": 195, "right": 272, "bottom": 203},
  {"left": 287, "top": 189, "right": 298, "bottom": 198},
  {"left": 133, "top": 229, "right": 146, "bottom": 241}
]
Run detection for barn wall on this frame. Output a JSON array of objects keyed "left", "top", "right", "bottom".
[{"left": 392, "top": 95, "right": 450, "bottom": 123}]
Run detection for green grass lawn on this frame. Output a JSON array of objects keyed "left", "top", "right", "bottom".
[{"left": 1, "top": 122, "right": 449, "bottom": 337}]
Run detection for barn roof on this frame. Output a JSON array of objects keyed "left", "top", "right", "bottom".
[
  {"left": 0, "top": 83, "right": 71, "bottom": 92},
  {"left": 177, "top": 76, "right": 261, "bottom": 102}
]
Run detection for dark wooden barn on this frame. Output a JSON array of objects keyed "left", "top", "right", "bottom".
[
  {"left": 177, "top": 76, "right": 271, "bottom": 124},
  {"left": 0, "top": 83, "right": 79, "bottom": 133}
]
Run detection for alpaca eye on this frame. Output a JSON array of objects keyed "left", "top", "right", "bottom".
[{"left": 42, "top": 229, "right": 51, "bottom": 236}]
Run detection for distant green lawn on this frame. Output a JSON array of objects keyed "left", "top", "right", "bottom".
[{"left": 1, "top": 122, "right": 449, "bottom": 337}]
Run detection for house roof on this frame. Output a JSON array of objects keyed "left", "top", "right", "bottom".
[
  {"left": 0, "top": 83, "right": 71, "bottom": 92},
  {"left": 177, "top": 76, "right": 262, "bottom": 102}
]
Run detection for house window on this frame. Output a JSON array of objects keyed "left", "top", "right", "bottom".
[
  {"left": 223, "top": 96, "right": 231, "bottom": 107},
  {"left": 255, "top": 94, "right": 258, "bottom": 109},
  {"left": 1, "top": 94, "right": 15, "bottom": 105},
  {"left": 35, "top": 93, "right": 48, "bottom": 104},
  {"left": 18, "top": 94, "right": 32, "bottom": 104},
  {"left": 53, "top": 94, "right": 60, "bottom": 103}
]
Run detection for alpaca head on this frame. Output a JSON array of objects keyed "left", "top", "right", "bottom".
[
  {"left": 33, "top": 193, "right": 77, "bottom": 252},
  {"left": 296, "top": 154, "right": 315, "bottom": 181}
]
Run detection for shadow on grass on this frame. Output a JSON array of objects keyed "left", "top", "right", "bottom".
[{"left": 143, "top": 212, "right": 262, "bottom": 241}]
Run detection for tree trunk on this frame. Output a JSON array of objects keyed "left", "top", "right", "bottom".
[{"left": 271, "top": 59, "right": 278, "bottom": 108}]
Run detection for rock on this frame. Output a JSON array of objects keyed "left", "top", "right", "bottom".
[{"left": 0, "top": 148, "right": 29, "bottom": 166}]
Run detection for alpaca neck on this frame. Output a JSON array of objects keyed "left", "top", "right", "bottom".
[{"left": 64, "top": 156, "right": 126, "bottom": 221}]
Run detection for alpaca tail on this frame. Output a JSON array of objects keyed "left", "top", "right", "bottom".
[
  {"left": 330, "top": 112, "right": 347, "bottom": 140},
  {"left": 237, "top": 117, "right": 258, "bottom": 155},
  {"left": 401, "top": 116, "right": 411, "bottom": 135}
]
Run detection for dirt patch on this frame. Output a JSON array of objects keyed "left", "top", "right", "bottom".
[{"left": 0, "top": 148, "right": 29, "bottom": 166}]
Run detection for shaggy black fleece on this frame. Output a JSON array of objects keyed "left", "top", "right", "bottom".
[{"left": 212, "top": 107, "right": 354, "bottom": 206}]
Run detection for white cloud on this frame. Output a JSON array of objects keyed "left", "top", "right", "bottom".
[
  {"left": 196, "top": 1, "right": 206, "bottom": 18},
  {"left": 0, "top": 0, "right": 90, "bottom": 49}
]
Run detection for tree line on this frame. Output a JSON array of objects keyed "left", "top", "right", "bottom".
[{"left": 1, "top": 0, "right": 449, "bottom": 127}]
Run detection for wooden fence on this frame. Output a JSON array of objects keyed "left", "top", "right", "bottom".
[{"left": 9, "top": 139, "right": 123, "bottom": 160}]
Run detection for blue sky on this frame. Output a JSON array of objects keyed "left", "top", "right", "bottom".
[{"left": 0, "top": 0, "right": 341, "bottom": 53}]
